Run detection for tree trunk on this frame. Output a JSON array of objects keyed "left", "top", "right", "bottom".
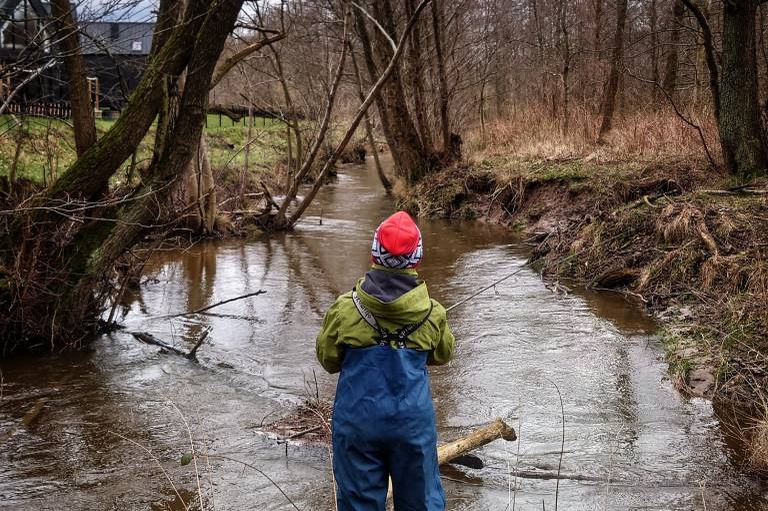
[
  {"left": 650, "top": 0, "right": 659, "bottom": 103},
  {"left": 681, "top": 0, "right": 719, "bottom": 118},
  {"left": 350, "top": 44, "right": 391, "bottom": 193},
  {"left": 354, "top": 0, "right": 432, "bottom": 182},
  {"left": 719, "top": 0, "right": 768, "bottom": 177},
  {"left": 431, "top": 0, "right": 452, "bottom": 158},
  {"left": 185, "top": 135, "right": 217, "bottom": 235},
  {"left": 0, "top": 0, "right": 246, "bottom": 351},
  {"left": 50, "top": 0, "right": 96, "bottom": 157},
  {"left": 663, "top": 0, "right": 684, "bottom": 94},
  {"left": 558, "top": 0, "right": 570, "bottom": 134},
  {"left": 598, "top": 0, "right": 628, "bottom": 140},
  {"left": 593, "top": 0, "right": 603, "bottom": 51},
  {"left": 404, "top": 0, "right": 433, "bottom": 153},
  {"left": 270, "top": 48, "right": 303, "bottom": 173}
]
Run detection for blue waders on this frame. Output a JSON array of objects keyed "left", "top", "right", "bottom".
[
  {"left": 332, "top": 346, "right": 445, "bottom": 511},
  {"left": 332, "top": 292, "right": 445, "bottom": 511}
]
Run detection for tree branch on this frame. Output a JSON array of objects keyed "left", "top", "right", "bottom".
[
  {"left": 210, "top": 32, "right": 286, "bottom": 89},
  {"left": 287, "top": 0, "right": 433, "bottom": 226}
]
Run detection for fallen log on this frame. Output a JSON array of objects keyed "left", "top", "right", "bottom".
[
  {"left": 438, "top": 417, "right": 517, "bottom": 465},
  {"left": 388, "top": 418, "right": 516, "bottom": 498}
]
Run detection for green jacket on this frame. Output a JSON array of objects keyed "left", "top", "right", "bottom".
[{"left": 316, "top": 268, "right": 455, "bottom": 374}]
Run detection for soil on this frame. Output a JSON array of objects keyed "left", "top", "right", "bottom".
[{"left": 397, "top": 158, "right": 768, "bottom": 408}]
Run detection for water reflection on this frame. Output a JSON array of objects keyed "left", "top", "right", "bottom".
[{"left": 1, "top": 156, "right": 766, "bottom": 509}]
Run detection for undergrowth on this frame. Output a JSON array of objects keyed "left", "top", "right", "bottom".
[{"left": 401, "top": 107, "right": 768, "bottom": 470}]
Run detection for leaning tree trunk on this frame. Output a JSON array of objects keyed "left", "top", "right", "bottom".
[
  {"left": 350, "top": 44, "right": 391, "bottom": 192},
  {"left": 0, "top": 0, "right": 246, "bottom": 352},
  {"left": 598, "top": 0, "right": 628, "bottom": 140},
  {"left": 67, "top": 0, "right": 246, "bottom": 328},
  {"left": 719, "top": 0, "right": 768, "bottom": 177}
]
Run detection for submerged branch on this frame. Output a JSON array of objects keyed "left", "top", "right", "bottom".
[{"left": 159, "top": 290, "right": 267, "bottom": 319}]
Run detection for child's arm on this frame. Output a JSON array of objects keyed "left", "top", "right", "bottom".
[
  {"left": 316, "top": 302, "right": 344, "bottom": 373},
  {"left": 427, "top": 300, "right": 455, "bottom": 365}
]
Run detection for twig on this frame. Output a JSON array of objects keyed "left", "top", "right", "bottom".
[
  {"left": 187, "top": 327, "right": 211, "bottom": 360},
  {"left": 0, "top": 60, "right": 57, "bottom": 115},
  {"left": 284, "top": 425, "right": 323, "bottom": 440},
  {"left": 624, "top": 67, "right": 717, "bottom": 169},
  {"left": 108, "top": 430, "right": 189, "bottom": 510},
  {"left": 168, "top": 400, "right": 205, "bottom": 511},
  {"left": 547, "top": 379, "right": 566, "bottom": 511},
  {"left": 132, "top": 332, "right": 189, "bottom": 357},
  {"left": 205, "top": 454, "right": 302, "bottom": 511}
]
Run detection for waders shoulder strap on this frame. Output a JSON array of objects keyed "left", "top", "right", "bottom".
[{"left": 351, "top": 289, "right": 433, "bottom": 349}]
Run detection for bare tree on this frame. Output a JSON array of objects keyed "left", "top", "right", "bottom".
[
  {"left": 598, "top": 0, "right": 629, "bottom": 140},
  {"left": 1, "top": 0, "right": 248, "bottom": 351}
]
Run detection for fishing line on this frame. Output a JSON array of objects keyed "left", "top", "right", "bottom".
[
  {"left": 445, "top": 229, "right": 630, "bottom": 313},
  {"left": 446, "top": 263, "right": 533, "bottom": 313}
]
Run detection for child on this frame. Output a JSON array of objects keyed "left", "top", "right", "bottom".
[{"left": 316, "top": 211, "right": 455, "bottom": 511}]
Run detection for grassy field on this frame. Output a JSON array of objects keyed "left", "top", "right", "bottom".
[{"left": 0, "top": 113, "right": 287, "bottom": 185}]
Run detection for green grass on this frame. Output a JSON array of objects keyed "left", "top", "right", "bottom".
[{"left": 0, "top": 114, "right": 287, "bottom": 185}]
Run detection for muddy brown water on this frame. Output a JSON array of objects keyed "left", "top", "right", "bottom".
[{"left": 1, "top": 155, "right": 767, "bottom": 510}]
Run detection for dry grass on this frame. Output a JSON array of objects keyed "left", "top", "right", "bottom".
[
  {"left": 403, "top": 103, "right": 768, "bottom": 470},
  {"left": 465, "top": 106, "right": 719, "bottom": 167},
  {"left": 748, "top": 419, "right": 768, "bottom": 474}
]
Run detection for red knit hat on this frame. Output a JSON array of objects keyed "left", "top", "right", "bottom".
[{"left": 371, "top": 211, "right": 423, "bottom": 268}]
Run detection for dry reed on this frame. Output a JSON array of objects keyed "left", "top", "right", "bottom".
[{"left": 466, "top": 107, "right": 719, "bottom": 167}]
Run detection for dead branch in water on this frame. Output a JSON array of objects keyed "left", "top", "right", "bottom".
[
  {"left": 510, "top": 470, "right": 612, "bottom": 482},
  {"left": 161, "top": 290, "right": 267, "bottom": 319},
  {"left": 437, "top": 418, "right": 517, "bottom": 464},
  {"left": 187, "top": 328, "right": 211, "bottom": 359},
  {"left": 131, "top": 330, "right": 211, "bottom": 361},
  {"left": 387, "top": 418, "right": 517, "bottom": 499}
]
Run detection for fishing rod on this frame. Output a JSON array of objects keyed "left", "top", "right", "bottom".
[
  {"left": 443, "top": 232, "right": 621, "bottom": 313},
  {"left": 446, "top": 262, "right": 533, "bottom": 312}
]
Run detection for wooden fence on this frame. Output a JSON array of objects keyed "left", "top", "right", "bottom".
[{"left": 5, "top": 102, "right": 72, "bottom": 119}]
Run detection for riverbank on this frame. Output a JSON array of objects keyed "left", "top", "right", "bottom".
[{"left": 397, "top": 151, "right": 768, "bottom": 453}]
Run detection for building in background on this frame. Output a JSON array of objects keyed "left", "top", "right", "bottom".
[
  {"left": 80, "top": 20, "right": 154, "bottom": 111},
  {"left": 0, "top": 0, "right": 155, "bottom": 115}
]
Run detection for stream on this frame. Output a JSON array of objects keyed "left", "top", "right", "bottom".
[{"left": 1, "top": 155, "right": 766, "bottom": 510}]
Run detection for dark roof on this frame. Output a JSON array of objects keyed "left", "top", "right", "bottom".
[{"left": 0, "top": 0, "right": 49, "bottom": 19}]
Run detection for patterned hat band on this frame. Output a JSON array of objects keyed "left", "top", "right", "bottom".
[{"left": 371, "top": 229, "right": 423, "bottom": 269}]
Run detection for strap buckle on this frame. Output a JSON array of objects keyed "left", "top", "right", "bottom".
[{"left": 351, "top": 288, "right": 433, "bottom": 350}]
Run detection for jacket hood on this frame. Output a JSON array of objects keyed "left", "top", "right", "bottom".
[{"left": 355, "top": 272, "right": 432, "bottom": 322}]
